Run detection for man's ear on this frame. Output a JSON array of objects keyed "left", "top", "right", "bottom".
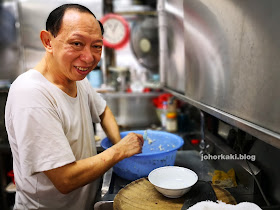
[{"left": 40, "top": 30, "right": 53, "bottom": 52}]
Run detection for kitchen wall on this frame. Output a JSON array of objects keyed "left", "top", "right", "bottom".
[
  {"left": 0, "top": 0, "right": 20, "bottom": 84},
  {"left": 159, "top": 0, "right": 280, "bottom": 149},
  {"left": 158, "top": 0, "right": 280, "bottom": 205}
]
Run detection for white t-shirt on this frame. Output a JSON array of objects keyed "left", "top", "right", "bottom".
[{"left": 5, "top": 69, "right": 106, "bottom": 210}]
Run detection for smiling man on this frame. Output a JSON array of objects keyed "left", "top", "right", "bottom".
[{"left": 5, "top": 4, "right": 143, "bottom": 210}]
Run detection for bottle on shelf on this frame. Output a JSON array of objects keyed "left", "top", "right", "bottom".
[
  {"left": 166, "top": 98, "right": 178, "bottom": 132},
  {"left": 166, "top": 112, "right": 178, "bottom": 132}
]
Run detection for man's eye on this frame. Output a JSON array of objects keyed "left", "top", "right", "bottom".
[
  {"left": 93, "top": 45, "right": 102, "bottom": 49},
  {"left": 73, "top": 42, "right": 82, "bottom": 47}
]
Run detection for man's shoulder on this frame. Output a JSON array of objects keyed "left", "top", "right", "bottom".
[
  {"left": 8, "top": 70, "right": 56, "bottom": 107},
  {"left": 11, "top": 69, "right": 43, "bottom": 88}
]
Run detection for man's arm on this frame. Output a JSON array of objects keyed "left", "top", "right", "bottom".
[
  {"left": 44, "top": 132, "right": 143, "bottom": 194},
  {"left": 100, "top": 105, "right": 121, "bottom": 144}
]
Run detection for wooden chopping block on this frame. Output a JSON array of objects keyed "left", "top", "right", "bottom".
[{"left": 114, "top": 178, "right": 236, "bottom": 210}]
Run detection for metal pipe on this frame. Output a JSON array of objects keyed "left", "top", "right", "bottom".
[{"left": 199, "top": 110, "right": 206, "bottom": 154}]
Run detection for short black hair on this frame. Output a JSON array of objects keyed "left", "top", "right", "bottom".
[{"left": 46, "top": 4, "right": 104, "bottom": 37}]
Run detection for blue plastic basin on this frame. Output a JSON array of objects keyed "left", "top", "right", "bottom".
[{"left": 101, "top": 130, "right": 184, "bottom": 180}]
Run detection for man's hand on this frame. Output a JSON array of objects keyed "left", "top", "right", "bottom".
[{"left": 111, "top": 132, "right": 144, "bottom": 159}]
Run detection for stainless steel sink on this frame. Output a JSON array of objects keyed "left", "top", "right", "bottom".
[{"left": 102, "top": 92, "right": 160, "bottom": 127}]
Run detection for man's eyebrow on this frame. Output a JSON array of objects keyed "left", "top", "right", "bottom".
[
  {"left": 93, "top": 39, "right": 103, "bottom": 44},
  {"left": 70, "top": 33, "right": 84, "bottom": 38}
]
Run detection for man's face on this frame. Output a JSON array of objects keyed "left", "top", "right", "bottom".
[{"left": 50, "top": 9, "right": 103, "bottom": 82}]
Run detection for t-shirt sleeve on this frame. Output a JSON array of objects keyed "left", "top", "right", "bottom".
[{"left": 10, "top": 89, "right": 75, "bottom": 177}]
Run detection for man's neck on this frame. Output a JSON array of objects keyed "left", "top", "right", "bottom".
[{"left": 34, "top": 56, "right": 77, "bottom": 97}]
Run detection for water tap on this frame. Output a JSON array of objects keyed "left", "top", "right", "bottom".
[{"left": 199, "top": 110, "right": 210, "bottom": 155}]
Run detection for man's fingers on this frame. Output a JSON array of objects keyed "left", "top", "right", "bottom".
[{"left": 135, "top": 133, "right": 144, "bottom": 145}]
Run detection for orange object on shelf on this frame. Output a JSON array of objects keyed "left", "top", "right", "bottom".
[{"left": 166, "top": 112, "right": 177, "bottom": 119}]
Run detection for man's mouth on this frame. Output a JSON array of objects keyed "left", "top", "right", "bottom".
[
  {"left": 75, "top": 66, "right": 91, "bottom": 75},
  {"left": 75, "top": 66, "right": 90, "bottom": 71}
]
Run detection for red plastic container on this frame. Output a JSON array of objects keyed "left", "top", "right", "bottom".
[{"left": 7, "top": 170, "right": 15, "bottom": 184}]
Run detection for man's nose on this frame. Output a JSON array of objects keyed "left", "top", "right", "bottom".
[{"left": 80, "top": 47, "right": 94, "bottom": 64}]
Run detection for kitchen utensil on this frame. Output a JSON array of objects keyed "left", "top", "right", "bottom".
[
  {"left": 148, "top": 166, "right": 198, "bottom": 198},
  {"left": 101, "top": 130, "right": 184, "bottom": 180},
  {"left": 143, "top": 130, "right": 148, "bottom": 141}
]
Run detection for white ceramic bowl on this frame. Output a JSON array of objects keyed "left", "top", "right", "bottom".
[{"left": 148, "top": 166, "right": 198, "bottom": 198}]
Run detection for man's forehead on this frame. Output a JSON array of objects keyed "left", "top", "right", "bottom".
[
  {"left": 62, "top": 9, "right": 93, "bottom": 23},
  {"left": 59, "top": 10, "right": 100, "bottom": 33}
]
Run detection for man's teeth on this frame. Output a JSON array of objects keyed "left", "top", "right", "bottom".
[{"left": 76, "top": 66, "right": 89, "bottom": 71}]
